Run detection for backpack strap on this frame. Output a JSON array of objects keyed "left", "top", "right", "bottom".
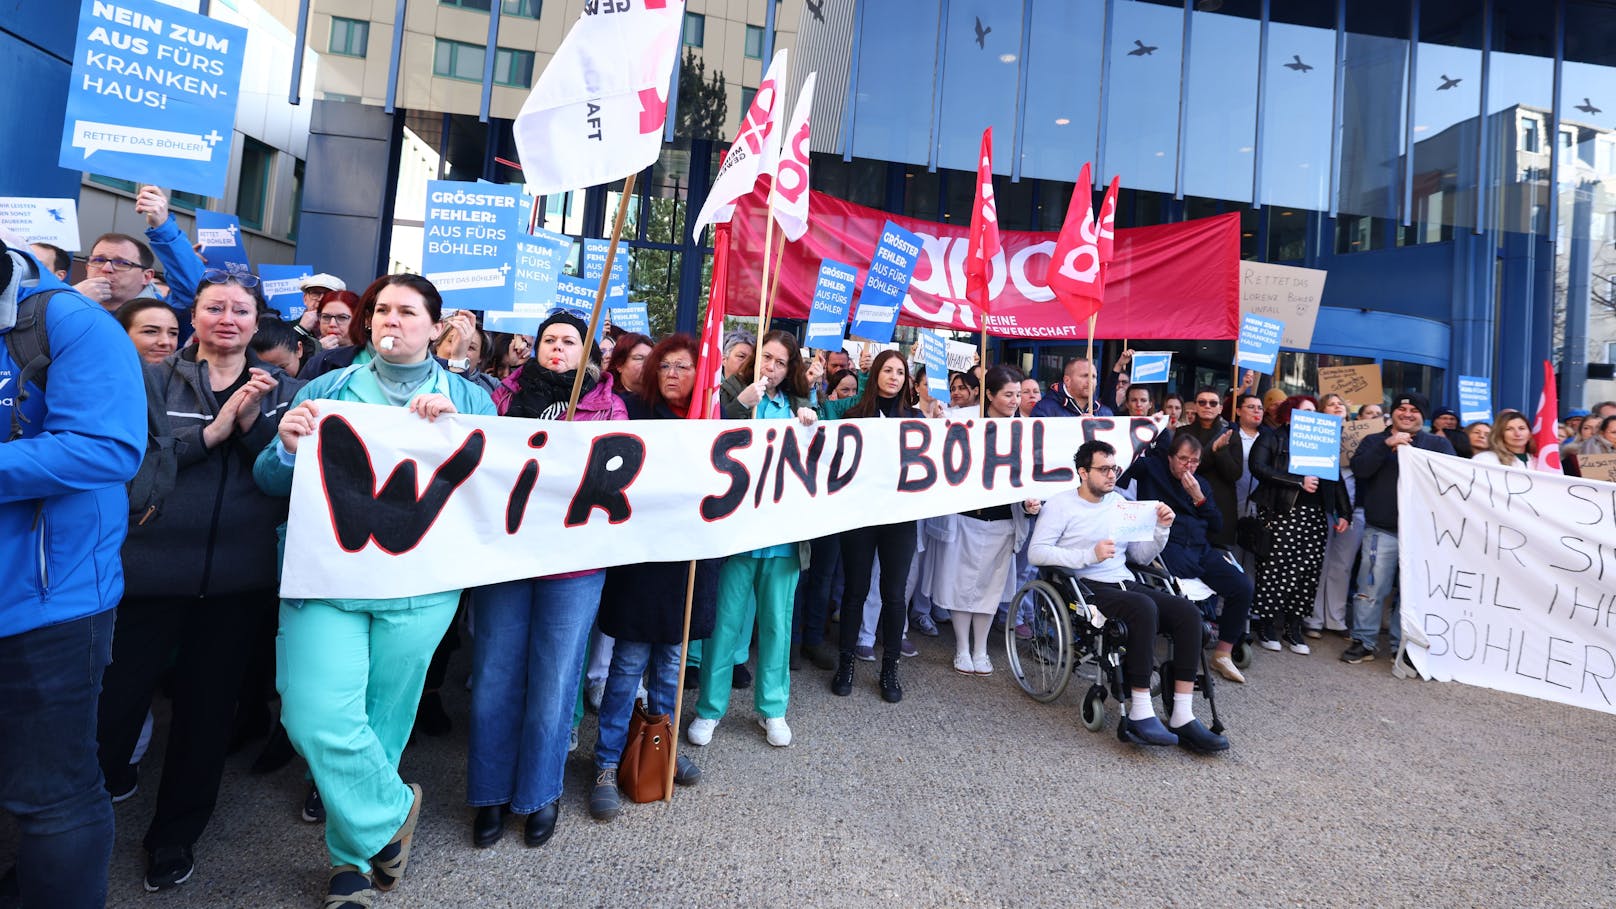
[{"left": 4, "top": 289, "right": 60, "bottom": 442}]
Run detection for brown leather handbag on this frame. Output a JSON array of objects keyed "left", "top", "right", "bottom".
[{"left": 618, "top": 699, "right": 673, "bottom": 803}]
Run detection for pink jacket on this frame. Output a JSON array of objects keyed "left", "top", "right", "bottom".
[{"left": 492, "top": 366, "right": 629, "bottom": 420}]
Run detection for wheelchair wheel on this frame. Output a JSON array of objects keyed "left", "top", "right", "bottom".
[
  {"left": 1080, "top": 685, "right": 1107, "bottom": 731},
  {"left": 1004, "top": 579, "right": 1074, "bottom": 703},
  {"left": 1232, "top": 639, "right": 1252, "bottom": 669}
]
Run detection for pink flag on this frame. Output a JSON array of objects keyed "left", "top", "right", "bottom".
[
  {"left": 512, "top": 0, "right": 684, "bottom": 197},
  {"left": 766, "top": 72, "right": 815, "bottom": 242},
  {"left": 964, "top": 128, "right": 1002, "bottom": 314},
  {"left": 1533, "top": 360, "right": 1563, "bottom": 473},
  {"left": 690, "top": 49, "right": 789, "bottom": 239}
]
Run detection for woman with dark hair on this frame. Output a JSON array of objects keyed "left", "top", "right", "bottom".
[
  {"left": 467, "top": 309, "right": 627, "bottom": 851},
  {"left": 829, "top": 350, "right": 922, "bottom": 703},
  {"left": 1249, "top": 394, "right": 1352, "bottom": 654},
  {"left": 250, "top": 316, "right": 304, "bottom": 377},
  {"left": 97, "top": 270, "right": 304, "bottom": 892},
  {"left": 115, "top": 296, "right": 181, "bottom": 364},
  {"left": 1305, "top": 393, "right": 1360, "bottom": 638},
  {"left": 948, "top": 369, "right": 980, "bottom": 410},
  {"left": 254, "top": 274, "right": 494, "bottom": 909},
  {"left": 315, "top": 290, "right": 364, "bottom": 350},
  {"left": 605, "top": 330, "right": 653, "bottom": 401},
  {"left": 687, "top": 330, "right": 818, "bottom": 749},
  {"left": 929, "top": 366, "right": 1041, "bottom": 675},
  {"left": 587, "top": 333, "right": 714, "bottom": 820},
  {"left": 1582, "top": 414, "right": 1616, "bottom": 456},
  {"left": 488, "top": 332, "right": 533, "bottom": 380}
]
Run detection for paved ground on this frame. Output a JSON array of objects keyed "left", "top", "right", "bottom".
[{"left": 7, "top": 627, "right": 1616, "bottom": 908}]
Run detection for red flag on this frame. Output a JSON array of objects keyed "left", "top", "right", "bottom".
[
  {"left": 1096, "top": 175, "right": 1120, "bottom": 270},
  {"left": 1532, "top": 360, "right": 1562, "bottom": 472},
  {"left": 691, "top": 223, "right": 732, "bottom": 420},
  {"left": 1047, "top": 163, "right": 1102, "bottom": 323},
  {"left": 964, "top": 128, "right": 1002, "bottom": 315}
]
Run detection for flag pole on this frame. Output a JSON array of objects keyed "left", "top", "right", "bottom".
[
  {"left": 566, "top": 172, "right": 637, "bottom": 419},
  {"left": 979, "top": 328, "right": 989, "bottom": 418},
  {"left": 751, "top": 184, "right": 782, "bottom": 416},
  {"left": 665, "top": 560, "right": 698, "bottom": 801},
  {"left": 1086, "top": 314, "right": 1097, "bottom": 365},
  {"left": 762, "top": 228, "right": 787, "bottom": 319}
]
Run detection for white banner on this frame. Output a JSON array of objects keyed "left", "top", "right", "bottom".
[
  {"left": 1398, "top": 447, "right": 1616, "bottom": 715},
  {"left": 281, "top": 404, "right": 1164, "bottom": 600}
]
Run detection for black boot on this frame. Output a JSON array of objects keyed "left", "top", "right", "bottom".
[
  {"left": 879, "top": 657, "right": 903, "bottom": 704},
  {"left": 524, "top": 802, "right": 559, "bottom": 847},
  {"left": 472, "top": 804, "right": 506, "bottom": 848},
  {"left": 830, "top": 652, "right": 854, "bottom": 697}
]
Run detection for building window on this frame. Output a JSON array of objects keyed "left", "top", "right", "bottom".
[
  {"left": 237, "top": 138, "right": 274, "bottom": 231},
  {"left": 683, "top": 12, "right": 704, "bottom": 47},
  {"left": 1521, "top": 117, "right": 1540, "bottom": 153},
  {"left": 440, "top": 0, "right": 539, "bottom": 14},
  {"left": 494, "top": 48, "right": 534, "bottom": 87},
  {"left": 434, "top": 39, "right": 487, "bottom": 81},
  {"left": 744, "top": 24, "right": 764, "bottom": 59},
  {"left": 441, "top": 0, "right": 492, "bottom": 10},
  {"left": 328, "top": 17, "right": 368, "bottom": 57},
  {"left": 739, "top": 87, "right": 756, "bottom": 117}
]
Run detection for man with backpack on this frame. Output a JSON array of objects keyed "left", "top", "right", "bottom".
[{"left": 0, "top": 243, "right": 146, "bottom": 909}]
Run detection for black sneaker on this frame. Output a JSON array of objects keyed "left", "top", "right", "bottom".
[
  {"left": 302, "top": 784, "right": 325, "bottom": 823},
  {"left": 1340, "top": 641, "right": 1375, "bottom": 664},
  {"left": 144, "top": 845, "right": 194, "bottom": 892},
  {"left": 588, "top": 768, "right": 621, "bottom": 821},
  {"left": 830, "top": 653, "right": 854, "bottom": 697},
  {"left": 879, "top": 659, "right": 903, "bottom": 704},
  {"left": 673, "top": 753, "right": 702, "bottom": 787}
]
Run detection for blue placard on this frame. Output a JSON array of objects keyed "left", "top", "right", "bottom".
[
  {"left": 805, "top": 258, "right": 857, "bottom": 351},
  {"left": 194, "top": 210, "right": 249, "bottom": 275},
  {"left": 1457, "top": 375, "right": 1491, "bottom": 424},
  {"left": 421, "top": 180, "right": 521, "bottom": 310},
  {"left": 1235, "top": 314, "right": 1285, "bottom": 374},
  {"left": 59, "top": 0, "right": 248, "bottom": 197},
  {"left": 257, "top": 263, "right": 312, "bottom": 319},
  {"left": 482, "top": 311, "right": 545, "bottom": 335},
  {"left": 850, "top": 221, "right": 922, "bottom": 343},
  {"left": 918, "top": 330, "right": 948, "bottom": 396},
  {"left": 514, "top": 227, "right": 572, "bottom": 309},
  {"left": 582, "top": 238, "right": 631, "bottom": 300},
  {"left": 1287, "top": 410, "right": 1343, "bottom": 479},
  {"left": 552, "top": 274, "right": 621, "bottom": 340},
  {"left": 1130, "top": 351, "right": 1173, "bottom": 384},
  {"left": 609, "top": 304, "right": 651, "bottom": 335}
]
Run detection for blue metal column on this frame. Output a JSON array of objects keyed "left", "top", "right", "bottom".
[
  {"left": 1251, "top": 0, "right": 1269, "bottom": 209},
  {"left": 384, "top": 0, "right": 408, "bottom": 114},
  {"left": 1400, "top": 0, "right": 1419, "bottom": 229},
  {"left": 1172, "top": 0, "right": 1193, "bottom": 200},
  {"left": 289, "top": 0, "right": 309, "bottom": 104},
  {"left": 478, "top": 0, "right": 504, "bottom": 123}
]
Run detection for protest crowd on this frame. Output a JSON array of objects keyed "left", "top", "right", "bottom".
[{"left": 4, "top": 184, "right": 1614, "bottom": 909}]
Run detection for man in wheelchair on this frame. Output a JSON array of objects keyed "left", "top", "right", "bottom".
[
  {"left": 1120, "top": 432, "right": 1253, "bottom": 685},
  {"left": 1028, "top": 440, "right": 1231, "bottom": 753}
]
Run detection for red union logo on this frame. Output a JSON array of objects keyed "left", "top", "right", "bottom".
[
  {"left": 774, "top": 119, "right": 812, "bottom": 204},
  {"left": 637, "top": 87, "right": 667, "bottom": 135},
  {"left": 735, "top": 80, "right": 778, "bottom": 156}
]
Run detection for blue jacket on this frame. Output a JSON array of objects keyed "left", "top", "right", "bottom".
[
  {"left": 1121, "top": 444, "right": 1224, "bottom": 578},
  {"left": 1030, "top": 383, "right": 1114, "bottom": 418},
  {"left": 0, "top": 250, "right": 146, "bottom": 638}
]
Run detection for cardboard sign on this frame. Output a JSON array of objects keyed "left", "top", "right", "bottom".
[
  {"left": 1578, "top": 454, "right": 1616, "bottom": 483},
  {"left": 1288, "top": 410, "right": 1343, "bottom": 479},
  {"left": 1234, "top": 314, "right": 1284, "bottom": 374},
  {"left": 1317, "top": 364, "right": 1384, "bottom": 410},
  {"left": 1240, "top": 261, "right": 1326, "bottom": 350},
  {"left": 850, "top": 221, "right": 922, "bottom": 343},
  {"left": 0, "top": 198, "right": 81, "bottom": 250},
  {"left": 1340, "top": 417, "right": 1385, "bottom": 464},
  {"left": 609, "top": 304, "right": 651, "bottom": 335},
  {"left": 422, "top": 181, "right": 521, "bottom": 311},
  {"left": 514, "top": 227, "right": 571, "bottom": 310},
  {"left": 1130, "top": 351, "right": 1173, "bottom": 385},
  {"left": 59, "top": 0, "right": 247, "bottom": 197},
  {"left": 805, "top": 258, "right": 856, "bottom": 350},
  {"left": 918, "top": 330, "right": 948, "bottom": 396},
  {"left": 1457, "top": 376, "right": 1492, "bottom": 425},
  {"left": 257, "top": 263, "right": 313, "bottom": 320},
  {"left": 1112, "top": 500, "right": 1162, "bottom": 543},
  {"left": 194, "top": 210, "right": 250, "bottom": 275}
]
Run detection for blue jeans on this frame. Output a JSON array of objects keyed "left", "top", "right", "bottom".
[
  {"left": 593, "top": 640, "right": 682, "bottom": 771},
  {"left": 1350, "top": 526, "right": 1401, "bottom": 652},
  {"left": 0, "top": 610, "right": 115, "bottom": 909},
  {"left": 468, "top": 573, "right": 603, "bottom": 813}
]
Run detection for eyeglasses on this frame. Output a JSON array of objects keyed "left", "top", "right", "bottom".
[
  {"left": 88, "top": 256, "right": 143, "bottom": 272},
  {"left": 1081, "top": 465, "right": 1122, "bottom": 476},
  {"left": 660, "top": 362, "right": 694, "bottom": 374},
  {"left": 1195, "top": 398, "right": 1221, "bottom": 407},
  {"left": 203, "top": 269, "right": 261, "bottom": 289},
  {"left": 318, "top": 313, "right": 352, "bottom": 324}
]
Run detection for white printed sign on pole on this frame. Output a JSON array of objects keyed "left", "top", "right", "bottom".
[
  {"left": 280, "top": 405, "right": 1166, "bottom": 600},
  {"left": 1398, "top": 446, "right": 1616, "bottom": 715}
]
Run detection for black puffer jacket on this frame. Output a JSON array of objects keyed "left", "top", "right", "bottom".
[
  {"left": 122, "top": 347, "right": 303, "bottom": 597},
  {"left": 1249, "top": 424, "right": 1352, "bottom": 519}
]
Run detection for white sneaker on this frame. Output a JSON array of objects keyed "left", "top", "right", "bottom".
[
  {"left": 1258, "top": 638, "right": 1282, "bottom": 652},
  {"left": 953, "top": 653, "right": 975, "bottom": 674},
  {"left": 758, "top": 717, "right": 792, "bottom": 747},
  {"left": 686, "top": 717, "right": 717, "bottom": 746},
  {"left": 972, "top": 654, "right": 993, "bottom": 676},
  {"left": 1288, "top": 640, "right": 1312, "bottom": 655}
]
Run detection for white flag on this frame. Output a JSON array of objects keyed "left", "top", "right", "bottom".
[
  {"left": 512, "top": 0, "right": 684, "bottom": 197},
  {"left": 689, "top": 49, "right": 789, "bottom": 239},
  {"left": 766, "top": 72, "right": 814, "bottom": 242}
]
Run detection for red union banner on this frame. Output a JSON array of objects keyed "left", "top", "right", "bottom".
[{"left": 726, "top": 182, "right": 1241, "bottom": 340}]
